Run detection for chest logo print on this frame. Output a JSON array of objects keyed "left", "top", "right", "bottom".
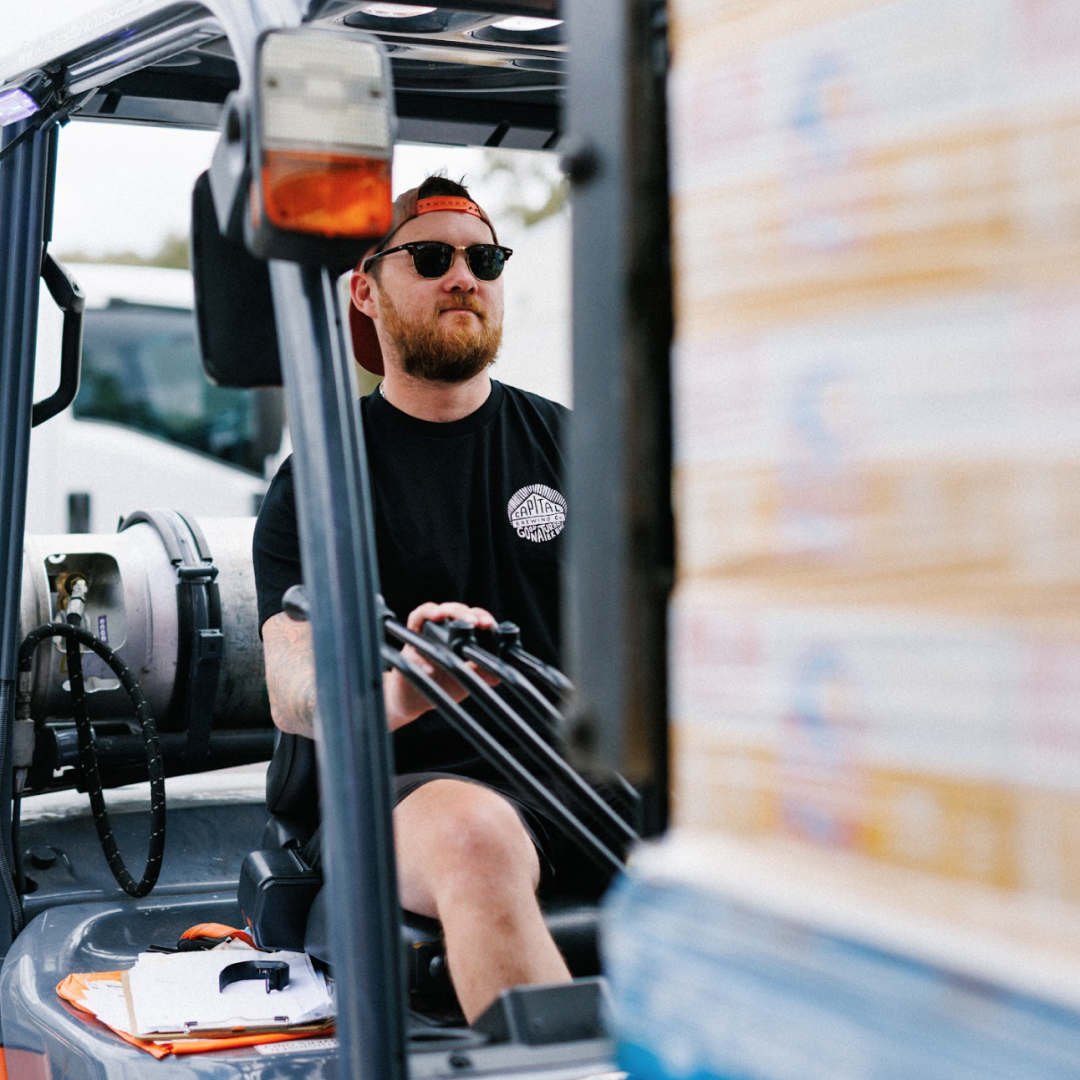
[{"left": 507, "top": 484, "right": 567, "bottom": 543}]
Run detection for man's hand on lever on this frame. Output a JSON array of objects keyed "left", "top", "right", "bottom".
[
  {"left": 383, "top": 601, "right": 501, "bottom": 731},
  {"left": 264, "top": 598, "right": 500, "bottom": 739}
]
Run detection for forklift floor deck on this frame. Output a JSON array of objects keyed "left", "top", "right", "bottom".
[
  {"left": 4, "top": 896, "right": 615, "bottom": 1080},
  {"left": 16, "top": 766, "right": 269, "bottom": 919},
  {"left": 1, "top": 767, "right": 616, "bottom": 1079}
]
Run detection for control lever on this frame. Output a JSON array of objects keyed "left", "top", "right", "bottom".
[
  {"left": 282, "top": 590, "right": 637, "bottom": 869},
  {"left": 487, "top": 622, "right": 574, "bottom": 701},
  {"left": 282, "top": 584, "right": 311, "bottom": 622},
  {"left": 456, "top": 620, "right": 640, "bottom": 815},
  {"left": 406, "top": 618, "right": 637, "bottom": 860},
  {"left": 423, "top": 619, "right": 568, "bottom": 747},
  {"left": 377, "top": 624, "right": 623, "bottom": 874}
]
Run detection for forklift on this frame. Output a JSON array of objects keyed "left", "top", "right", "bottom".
[{"left": 0, "top": 1, "right": 672, "bottom": 1076}]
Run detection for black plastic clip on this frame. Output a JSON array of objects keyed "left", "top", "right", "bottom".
[{"left": 219, "top": 959, "right": 290, "bottom": 994}]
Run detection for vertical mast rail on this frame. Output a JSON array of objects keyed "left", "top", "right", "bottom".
[
  {"left": 269, "top": 261, "right": 406, "bottom": 1080},
  {"left": 564, "top": 0, "right": 674, "bottom": 835},
  {"left": 0, "top": 119, "right": 51, "bottom": 946}
]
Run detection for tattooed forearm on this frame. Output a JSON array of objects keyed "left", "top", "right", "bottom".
[{"left": 262, "top": 611, "right": 318, "bottom": 738}]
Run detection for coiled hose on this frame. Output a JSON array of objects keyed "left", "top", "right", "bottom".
[{"left": 17, "top": 616, "right": 166, "bottom": 898}]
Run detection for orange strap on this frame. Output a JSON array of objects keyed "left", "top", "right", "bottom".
[
  {"left": 179, "top": 923, "right": 256, "bottom": 948},
  {"left": 415, "top": 195, "right": 483, "bottom": 220}
]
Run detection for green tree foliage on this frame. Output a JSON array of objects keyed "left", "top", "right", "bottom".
[
  {"left": 476, "top": 150, "right": 568, "bottom": 228},
  {"left": 56, "top": 231, "right": 190, "bottom": 269}
]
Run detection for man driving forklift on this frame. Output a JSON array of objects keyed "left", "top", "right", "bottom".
[{"left": 254, "top": 174, "right": 592, "bottom": 1023}]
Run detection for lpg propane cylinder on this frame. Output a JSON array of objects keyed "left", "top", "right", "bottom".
[{"left": 19, "top": 513, "right": 269, "bottom": 732}]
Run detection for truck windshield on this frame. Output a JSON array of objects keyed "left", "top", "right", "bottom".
[{"left": 73, "top": 302, "right": 265, "bottom": 473}]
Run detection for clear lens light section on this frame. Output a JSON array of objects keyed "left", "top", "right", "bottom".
[
  {"left": 0, "top": 87, "right": 41, "bottom": 127},
  {"left": 491, "top": 17, "right": 563, "bottom": 31},
  {"left": 360, "top": 4, "right": 436, "bottom": 16},
  {"left": 261, "top": 34, "right": 391, "bottom": 155}
]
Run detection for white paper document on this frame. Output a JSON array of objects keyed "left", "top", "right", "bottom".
[{"left": 123, "top": 949, "right": 333, "bottom": 1037}]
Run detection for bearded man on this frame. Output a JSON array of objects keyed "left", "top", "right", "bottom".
[{"left": 252, "top": 175, "right": 575, "bottom": 1023}]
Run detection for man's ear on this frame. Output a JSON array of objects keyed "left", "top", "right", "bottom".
[{"left": 350, "top": 270, "right": 378, "bottom": 320}]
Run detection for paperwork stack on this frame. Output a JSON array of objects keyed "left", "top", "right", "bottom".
[{"left": 58, "top": 936, "right": 334, "bottom": 1057}]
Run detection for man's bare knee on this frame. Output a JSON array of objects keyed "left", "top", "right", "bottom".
[{"left": 395, "top": 780, "right": 540, "bottom": 916}]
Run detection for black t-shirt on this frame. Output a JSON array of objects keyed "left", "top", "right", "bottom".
[{"left": 253, "top": 379, "right": 570, "bottom": 778}]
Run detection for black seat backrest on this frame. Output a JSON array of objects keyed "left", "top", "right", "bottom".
[{"left": 262, "top": 731, "right": 321, "bottom": 849}]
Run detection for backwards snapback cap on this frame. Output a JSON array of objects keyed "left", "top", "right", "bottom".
[{"left": 349, "top": 185, "right": 498, "bottom": 375}]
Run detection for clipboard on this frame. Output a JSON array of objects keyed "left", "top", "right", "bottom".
[
  {"left": 58, "top": 969, "right": 335, "bottom": 1059},
  {"left": 119, "top": 949, "right": 333, "bottom": 1039}
]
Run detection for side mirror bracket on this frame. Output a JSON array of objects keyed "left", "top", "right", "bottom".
[{"left": 207, "top": 92, "right": 251, "bottom": 243}]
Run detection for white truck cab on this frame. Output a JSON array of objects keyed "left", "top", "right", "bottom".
[{"left": 27, "top": 261, "right": 282, "bottom": 534}]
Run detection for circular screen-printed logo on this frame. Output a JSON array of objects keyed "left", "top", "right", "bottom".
[{"left": 507, "top": 484, "right": 568, "bottom": 543}]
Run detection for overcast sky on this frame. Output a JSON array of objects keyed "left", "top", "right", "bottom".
[{"left": 47, "top": 123, "right": 502, "bottom": 260}]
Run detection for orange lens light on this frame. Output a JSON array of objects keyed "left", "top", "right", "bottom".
[
  {"left": 255, "top": 30, "right": 394, "bottom": 246},
  {"left": 261, "top": 151, "right": 393, "bottom": 237}
]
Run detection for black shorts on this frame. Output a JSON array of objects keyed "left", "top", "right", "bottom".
[
  {"left": 395, "top": 771, "right": 623, "bottom": 901},
  {"left": 302, "top": 772, "right": 618, "bottom": 901}
]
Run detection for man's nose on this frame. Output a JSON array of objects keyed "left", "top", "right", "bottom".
[{"left": 442, "top": 248, "right": 478, "bottom": 291}]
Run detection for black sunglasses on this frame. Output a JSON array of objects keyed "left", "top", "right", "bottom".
[{"left": 362, "top": 241, "right": 513, "bottom": 281}]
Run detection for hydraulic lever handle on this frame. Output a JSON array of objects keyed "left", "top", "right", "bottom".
[
  {"left": 471, "top": 622, "right": 641, "bottom": 814},
  {"left": 395, "top": 617, "right": 638, "bottom": 855},
  {"left": 485, "top": 622, "right": 574, "bottom": 700},
  {"left": 422, "top": 619, "right": 568, "bottom": 745},
  {"left": 290, "top": 592, "right": 638, "bottom": 864},
  {"left": 380, "top": 641, "right": 624, "bottom": 875},
  {"left": 32, "top": 254, "right": 85, "bottom": 428},
  {"left": 282, "top": 584, "right": 311, "bottom": 622}
]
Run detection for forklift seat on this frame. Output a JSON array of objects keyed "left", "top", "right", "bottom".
[{"left": 241, "top": 729, "right": 606, "bottom": 1011}]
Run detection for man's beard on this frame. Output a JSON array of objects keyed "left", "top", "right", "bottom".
[{"left": 380, "top": 290, "right": 502, "bottom": 384}]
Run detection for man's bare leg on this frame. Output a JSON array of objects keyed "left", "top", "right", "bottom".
[{"left": 394, "top": 778, "right": 572, "bottom": 1022}]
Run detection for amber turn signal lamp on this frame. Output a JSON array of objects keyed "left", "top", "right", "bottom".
[
  {"left": 260, "top": 150, "right": 392, "bottom": 237},
  {"left": 248, "top": 29, "right": 395, "bottom": 264}
]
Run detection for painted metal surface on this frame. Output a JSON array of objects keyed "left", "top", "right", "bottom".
[
  {"left": 0, "top": 117, "right": 54, "bottom": 950},
  {"left": 268, "top": 260, "right": 405, "bottom": 1080},
  {"left": 563, "top": 0, "right": 672, "bottom": 832}
]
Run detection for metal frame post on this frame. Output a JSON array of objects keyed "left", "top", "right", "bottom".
[
  {"left": 269, "top": 261, "right": 406, "bottom": 1080},
  {"left": 0, "top": 119, "right": 52, "bottom": 947},
  {"left": 563, "top": 0, "right": 674, "bottom": 835}
]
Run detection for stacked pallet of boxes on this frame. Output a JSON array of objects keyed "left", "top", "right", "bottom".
[{"left": 602, "top": 2, "right": 1080, "bottom": 1077}]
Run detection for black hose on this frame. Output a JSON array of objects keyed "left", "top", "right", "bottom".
[
  {"left": 10, "top": 791, "right": 24, "bottom": 898},
  {"left": 0, "top": 681, "right": 25, "bottom": 935},
  {"left": 17, "top": 622, "right": 166, "bottom": 898}
]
